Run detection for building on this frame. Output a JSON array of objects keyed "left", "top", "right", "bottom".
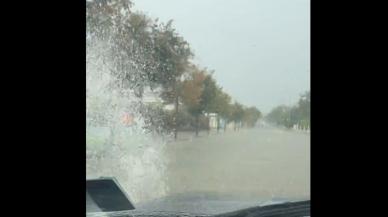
[{"left": 206, "top": 113, "right": 218, "bottom": 129}]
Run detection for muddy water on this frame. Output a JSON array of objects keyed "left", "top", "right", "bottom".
[{"left": 163, "top": 127, "right": 310, "bottom": 202}]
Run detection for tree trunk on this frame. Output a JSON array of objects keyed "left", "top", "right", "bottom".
[
  {"left": 207, "top": 116, "right": 210, "bottom": 135},
  {"left": 174, "top": 82, "right": 179, "bottom": 140},
  {"left": 217, "top": 117, "right": 220, "bottom": 133},
  {"left": 195, "top": 115, "right": 199, "bottom": 137},
  {"left": 174, "top": 95, "right": 179, "bottom": 140}
]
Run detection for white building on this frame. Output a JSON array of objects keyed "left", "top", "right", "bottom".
[{"left": 206, "top": 113, "right": 218, "bottom": 129}]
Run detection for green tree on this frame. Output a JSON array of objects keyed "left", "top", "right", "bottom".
[
  {"left": 87, "top": 0, "right": 133, "bottom": 40},
  {"left": 87, "top": 0, "right": 270, "bottom": 138},
  {"left": 87, "top": 0, "right": 159, "bottom": 97},
  {"left": 230, "top": 102, "right": 245, "bottom": 131},
  {"left": 200, "top": 73, "right": 218, "bottom": 111},
  {"left": 199, "top": 73, "right": 219, "bottom": 133},
  {"left": 242, "top": 106, "right": 262, "bottom": 128},
  {"left": 298, "top": 91, "right": 310, "bottom": 127},
  {"left": 266, "top": 105, "right": 292, "bottom": 127},
  {"left": 213, "top": 88, "right": 232, "bottom": 132},
  {"left": 266, "top": 91, "right": 310, "bottom": 129},
  {"left": 151, "top": 20, "right": 193, "bottom": 139}
]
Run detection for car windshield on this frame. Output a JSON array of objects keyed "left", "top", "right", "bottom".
[{"left": 86, "top": 0, "right": 310, "bottom": 216}]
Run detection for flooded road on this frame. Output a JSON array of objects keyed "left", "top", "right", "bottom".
[
  {"left": 87, "top": 126, "right": 310, "bottom": 215},
  {"left": 163, "top": 127, "right": 310, "bottom": 201}
]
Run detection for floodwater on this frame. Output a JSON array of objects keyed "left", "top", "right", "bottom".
[
  {"left": 136, "top": 127, "right": 310, "bottom": 214},
  {"left": 167, "top": 127, "right": 309, "bottom": 197}
]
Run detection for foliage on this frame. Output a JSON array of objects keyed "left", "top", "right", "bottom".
[
  {"left": 87, "top": 0, "right": 266, "bottom": 136},
  {"left": 266, "top": 91, "right": 310, "bottom": 128}
]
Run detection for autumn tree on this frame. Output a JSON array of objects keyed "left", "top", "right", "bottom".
[{"left": 181, "top": 66, "right": 206, "bottom": 136}]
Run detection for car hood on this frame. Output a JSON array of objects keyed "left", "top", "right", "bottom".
[{"left": 134, "top": 192, "right": 309, "bottom": 216}]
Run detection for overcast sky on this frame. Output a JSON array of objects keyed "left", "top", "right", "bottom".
[{"left": 133, "top": 0, "right": 310, "bottom": 113}]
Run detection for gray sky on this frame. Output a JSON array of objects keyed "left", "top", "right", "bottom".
[{"left": 133, "top": 0, "right": 310, "bottom": 113}]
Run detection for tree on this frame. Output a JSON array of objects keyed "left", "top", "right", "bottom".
[
  {"left": 266, "top": 105, "right": 292, "bottom": 127},
  {"left": 212, "top": 88, "right": 232, "bottom": 132},
  {"left": 198, "top": 73, "right": 219, "bottom": 133},
  {"left": 298, "top": 91, "right": 310, "bottom": 125},
  {"left": 199, "top": 73, "right": 218, "bottom": 111},
  {"left": 230, "top": 102, "right": 245, "bottom": 131},
  {"left": 87, "top": 0, "right": 159, "bottom": 97},
  {"left": 243, "top": 106, "right": 262, "bottom": 128},
  {"left": 87, "top": 0, "right": 139, "bottom": 148},
  {"left": 87, "top": 0, "right": 133, "bottom": 40},
  {"left": 266, "top": 91, "right": 310, "bottom": 129},
  {"left": 151, "top": 20, "right": 193, "bottom": 139},
  {"left": 87, "top": 0, "right": 270, "bottom": 138},
  {"left": 180, "top": 67, "right": 206, "bottom": 136}
]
